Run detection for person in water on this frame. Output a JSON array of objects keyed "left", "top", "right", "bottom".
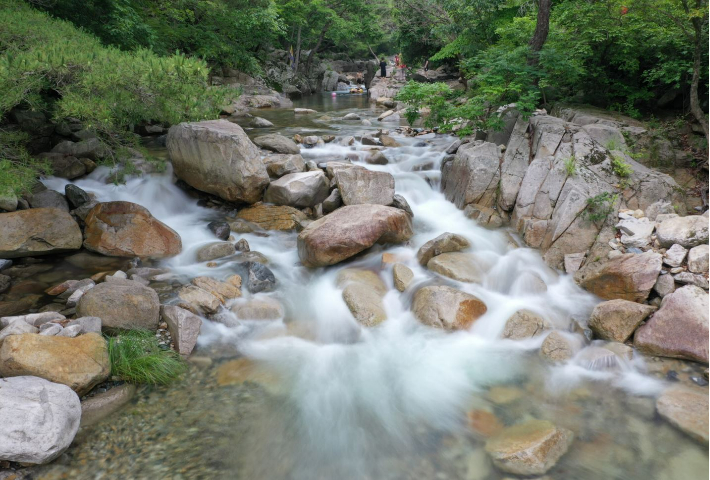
[{"left": 379, "top": 57, "right": 387, "bottom": 78}]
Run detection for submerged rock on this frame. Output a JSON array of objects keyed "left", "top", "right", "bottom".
[
  {"left": 0, "top": 376, "right": 81, "bottom": 464},
  {"left": 656, "top": 385, "right": 709, "bottom": 444},
  {"left": 207, "top": 220, "right": 230, "bottom": 240},
  {"left": 0, "top": 333, "right": 110, "bottom": 395},
  {"left": 412, "top": 285, "right": 487, "bottom": 330},
  {"left": 230, "top": 298, "right": 284, "bottom": 320},
  {"left": 297, "top": 205, "right": 413, "bottom": 267},
  {"left": 196, "top": 241, "right": 235, "bottom": 262},
  {"left": 234, "top": 261, "right": 277, "bottom": 293},
  {"left": 83, "top": 201, "right": 182, "bottom": 259},
  {"left": 80, "top": 383, "right": 136, "bottom": 428},
  {"left": 634, "top": 285, "right": 708, "bottom": 363},
  {"left": 167, "top": 120, "right": 269, "bottom": 203},
  {"left": 484, "top": 419, "right": 573, "bottom": 475},
  {"left": 0, "top": 208, "right": 82, "bottom": 258}
]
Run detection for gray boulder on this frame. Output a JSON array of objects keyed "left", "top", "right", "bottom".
[
  {"left": 442, "top": 141, "right": 501, "bottom": 209},
  {"left": 0, "top": 376, "right": 81, "bottom": 464},
  {"left": 167, "top": 120, "right": 269, "bottom": 203},
  {"left": 656, "top": 215, "right": 709, "bottom": 248},
  {"left": 264, "top": 171, "right": 329, "bottom": 208},
  {"left": 28, "top": 190, "right": 69, "bottom": 211},
  {"left": 263, "top": 154, "right": 306, "bottom": 178},
  {"left": 253, "top": 134, "right": 300, "bottom": 154},
  {"left": 161, "top": 305, "right": 202, "bottom": 357},
  {"left": 335, "top": 166, "right": 395, "bottom": 206}
]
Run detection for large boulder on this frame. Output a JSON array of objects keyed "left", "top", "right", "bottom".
[
  {"left": 297, "top": 205, "right": 413, "bottom": 267},
  {"left": 412, "top": 286, "right": 487, "bottom": 330},
  {"left": 77, "top": 280, "right": 160, "bottom": 330},
  {"left": 28, "top": 190, "right": 69, "bottom": 211},
  {"left": 0, "top": 333, "right": 110, "bottom": 395},
  {"left": 426, "top": 252, "right": 487, "bottom": 283},
  {"left": 83, "top": 201, "right": 182, "bottom": 258},
  {"left": 0, "top": 376, "right": 81, "bottom": 464},
  {"left": 416, "top": 232, "right": 470, "bottom": 265},
  {"left": 0, "top": 208, "right": 82, "bottom": 258},
  {"left": 634, "top": 285, "right": 708, "bottom": 363},
  {"left": 253, "top": 134, "right": 300, "bottom": 154},
  {"left": 335, "top": 166, "right": 395, "bottom": 206},
  {"left": 264, "top": 171, "right": 329, "bottom": 208},
  {"left": 574, "top": 251, "right": 662, "bottom": 302},
  {"left": 166, "top": 120, "right": 269, "bottom": 203},
  {"left": 484, "top": 419, "right": 574, "bottom": 475},
  {"left": 588, "top": 299, "right": 657, "bottom": 342},
  {"left": 655, "top": 215, "right": 709, "bottom": 248},
  {"left": 441, "top": 142, "right": 501, "bottom": 209},
  {"left": 235, "top": 204, "right": 306, "bottom": 231}
]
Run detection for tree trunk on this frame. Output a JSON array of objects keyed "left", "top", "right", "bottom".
[
  {"left": 294, "top": 24, "right": 302, "bottom": 74},
  {"left": 305, "top": 22, "right": 331, "bottom": 74},
  {"left": 367, "top": 44, "right": 379, "bottom": 62},
  {"left": 689, "top": 9, "right": 709, "bottom": 142},
  {"left": 528, "top": 0, "right": 551, "bottom": 64}
]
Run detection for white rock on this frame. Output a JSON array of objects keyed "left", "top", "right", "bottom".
[
  {"left": 616, "top": 217, "right": 654, "bottom": 247},
  {"left": 40, "top": 324, "right": 63, "bottom": 336},
  {"left": 1, "top": 312, "right": 64, "bottom": 328},
  {"left": 0, "top": 320, "right": 37, "bottom": 342},
  {"left": 0, "top": 376, "right": 81, "bottom": 463},
  {"left": 663, "top": 244, "right": 687, "bottom": 267},
  {"left": 688, "top": 245, "right": 709, "bottom": 274},
  {"left": 57, "top": 324, "right": 83, "bottom": 338},
  {"left": 673, "top": 272, "right": 709, "bottom": 289},
  {"left": 653, "top": 274, "right": 675, "bottom": 297}
]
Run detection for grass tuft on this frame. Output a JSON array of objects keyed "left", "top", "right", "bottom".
[{"left": 107, "top": 330, "right": 187, "bottom": 385}]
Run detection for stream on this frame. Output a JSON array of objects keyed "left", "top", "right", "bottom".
[{"left": 35, "top": 94, "right": 708, "bottom": 480}]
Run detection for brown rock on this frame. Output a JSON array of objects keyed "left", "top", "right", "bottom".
[
  {"left": 427, "top": 252, "right": 487, "bottom": 283},
  {"left": 337, "top": 269, "right": 387, "bottom": 326},
  {"left": 160, "top": 305, "right": 202, "bottom": 357},
  {"left": 0, "top": 208, "right": 82, "bottom": 258},
  {"left": 230, "top": 298, "right": 284, "bottom": 320},
  {"left": 77, "top": 280, "right": 160, "bottom": 330},
  {"left": 178, "top": 286, "right": 221, "bottom": 314},
  {"left": 412, "top": 285, "right": 487, "bottom": 330},
  {"left": 236, "top": 204, "right": 307, "bottom": 231},
  {"left": 656, "top": 385, "right": 709, "bottom": 444},
  {"left": 588, "top": 299, "right": 656, "bottom": 343},
  {"left": 297, "top": 205, "right": 414, "bottom": 267},
  {"left": 485, "top": 420, "right": 573, "bottom": 475},
  {"left": 468, "top": 409, "right": 504, "bottom": 438},
  {"left": 540, "top": 331, "right": 580, "bottom": 362},
  {"left": 502, "top": 310, "right": 551, "bottom": 340},
  {"left": 83, "top": 202, "right": 181, "bottom": 258},
  {"left": 575, "top": 251, "right": 662, "bottom": 302},
  {"left": 0, "top": 333, "right": 110, "bottom": 395},
  {"left": 191, "top": 276, "right": 241, "bottom": 303},
  {"left": 393, "top": 263, "right": 414, "bottom": 292},
  {"left": 634, "top": 285, "right": 709, "bottom": 363},
  {"left": 416, "top": 232, "right": 470, "bottom": 265}
]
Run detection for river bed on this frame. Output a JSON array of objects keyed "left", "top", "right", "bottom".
[{"left": 33, "top": 94, "right": 708, "bottom": 480}]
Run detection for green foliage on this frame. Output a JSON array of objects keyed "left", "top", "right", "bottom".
[
  {"left": 564, "top": 156, "right": 577, "bottom": 176},
  {"left": 610, "top": 153, "right": 633, "bottom": 178},
  {"left": 0, "top": 128, "right": 50, "bottom": 195},
  {"left": 107, "top": 330, "right": 187, "bottom": 385},
  {"left": 584, "top": 192, "right": 619, "bottom": 223}
]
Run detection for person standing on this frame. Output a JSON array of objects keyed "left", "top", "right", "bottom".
[{"left": 379, "top": 57, "right": 387, "bottom": 78}]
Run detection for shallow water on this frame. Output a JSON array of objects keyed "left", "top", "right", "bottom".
[{"left": 36, "top": 94, "right": 708, "bottom": 480}]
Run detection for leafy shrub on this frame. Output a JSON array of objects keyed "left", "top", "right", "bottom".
[
  {"left": 107, "top": 330, "right": 187, "bottom": 385},
  {"left": 584, "top": 192, "right": 618, "bottom": 223},
  {"left": 0, "top": 129, "right": 50, "bottom": 196}
]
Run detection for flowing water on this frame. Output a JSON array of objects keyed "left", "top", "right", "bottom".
[{"left": 35, "top": 95, "right": 708, "bottom": 480}]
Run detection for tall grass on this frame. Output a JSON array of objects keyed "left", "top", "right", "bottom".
[{"left": 107, "top": 330, "right": 187, "bottom": 385}]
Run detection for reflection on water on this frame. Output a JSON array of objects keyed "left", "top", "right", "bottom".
[{"left": 35, "top": 95, "right": 708, "bottom": 480}]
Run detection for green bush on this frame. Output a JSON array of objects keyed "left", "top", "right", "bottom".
[
  {"left": 107, "top": 330, "right": 187, "bottom": 385},
  {"left": 0, "top": 0, "right": 230, "bottom": 195},
  {"left": 610, "top": 153, "right": 633, "bottom": 178},
  {"left": 564, "top": 156, "right": 577, "bottom": 176},
  {"left": 584, "top": 192, "right": 618, "bottom": 223}
]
